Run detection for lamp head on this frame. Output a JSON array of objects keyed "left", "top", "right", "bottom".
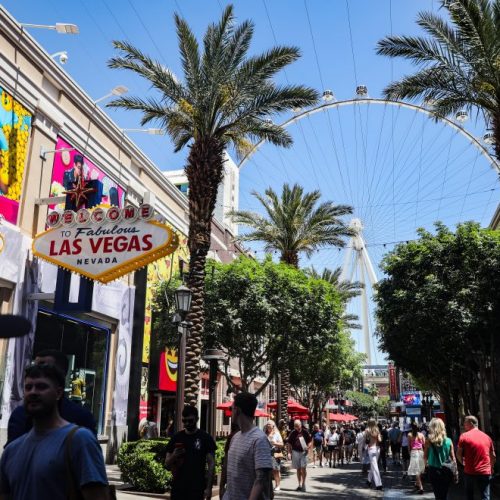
[
  {"left": 174, "top": 284, "right": 192, "bottom": 315},
  {"left": 59, "top": 51, "right": 68, "bottom": 64}
]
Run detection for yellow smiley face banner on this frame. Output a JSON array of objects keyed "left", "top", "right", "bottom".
[{"left": 0, "top": 87, "right": 32, "bottom": 224}]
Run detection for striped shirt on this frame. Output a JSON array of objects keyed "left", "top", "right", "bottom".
[{"left": 223, "top": 426, "right": 272, "bottom": 500}]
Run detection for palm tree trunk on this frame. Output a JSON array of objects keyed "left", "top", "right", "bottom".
[
  {"left": 184, "top": 137, "right": 225, "bottom": 406},
  {"left": 280, "top": 367, "right": 290, "bottom": 422},
  {"left": 493, "top": 112, "right": 500, "bottom": 162}
]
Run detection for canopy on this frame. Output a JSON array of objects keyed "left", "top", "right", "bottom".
[
  {"left": 328, "top": 413, "right": 358, "bottom": 422},
  {"left": 217, "top": 401, "right": 270, "bottom": 418},
  {"left": 267, "top": 400, "right": 309, "bottom": 413}
]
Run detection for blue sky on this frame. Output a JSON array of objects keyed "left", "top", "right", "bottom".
[{"left": 3, "top": 1, "right": 499, "bottom": 362}]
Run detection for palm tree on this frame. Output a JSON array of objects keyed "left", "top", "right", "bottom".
[
  {"left": 306, "top": 266, "right": 363, "bottom": 330},
  {"left": 107, "top": 6, "right": 318, "bottom": 406},
  {"left": 376, "top": 0, "right": 500, "bottom": 160},
  {"left": 230, "top": 183, "right": 353, "bottom": 419}
]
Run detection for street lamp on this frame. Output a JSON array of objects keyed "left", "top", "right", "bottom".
[
  {"left": 173, "top": 284, "right": 192, "bottom": 433},
  {"left": 202, "top": 349, "right": 225, "bottom": 439},
  {"left": 20, "top": 22, "right": 79, "bottom": 34},
  {"left": 94, "top": 86, "right": 128, "bottom": 104},
  {"left": 50, "top": 51, "right": 68, "bottom": 65},
  {"left": 421, "top": 391, "right": 434, "bottom": 422}
]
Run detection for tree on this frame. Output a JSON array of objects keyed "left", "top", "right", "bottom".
[
  {"left": 108, "top": 6, "right": 318, "bottom": 405},
  {"left": 377, "top": 0, "right": 500, "bottom": 159},
  {"left": 345, "top": 391, "right": 390, "bottom": 419},
  {"left": 230, "top": 183, "right": 353, "bottom": 419},
  {"left": 375, "top": 222, "right": 500, "bottom": 442}
]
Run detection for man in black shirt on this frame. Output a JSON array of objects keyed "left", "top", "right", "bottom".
[
  {"left": 7, "top": 350, "right": 96, "bottom": 444},
  {"left": 165, "top": 405, "right": 216, "bottom": 500}
]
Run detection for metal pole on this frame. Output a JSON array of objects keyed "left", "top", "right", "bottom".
[
  {"left": 175, "top": 321, "right": 187, "bottom": 433},
  {"left": 208, "top": 359, "right": 218, "bottom": 439}
]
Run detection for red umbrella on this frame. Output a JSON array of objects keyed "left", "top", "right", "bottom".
[
  {"left": 255, "top": 408, "right": 271, "bottom": 418},
  {"left": 267, "top": 400, "right": 309, "bottom": 413},
  {"left": 328, "top": 413, "right": 358, "bottom": 422},
  {"left": 216, "top": 401, "right": 233, "bottom": 410}
]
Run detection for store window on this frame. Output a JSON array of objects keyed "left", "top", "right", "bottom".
[{"left": 33, "top": 309, "right": 110, "bottom": 433}]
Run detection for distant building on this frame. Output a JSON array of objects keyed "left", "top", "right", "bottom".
[{"left": 164, "top": 151, "right": 240, "bottom": 235}]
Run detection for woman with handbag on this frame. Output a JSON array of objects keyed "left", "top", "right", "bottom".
[
  {"left": 424, "top": 418, "right": 458, "bottom": 500},
  {"left": 266, "top": 420, "right": 284, "bottom": 492}
]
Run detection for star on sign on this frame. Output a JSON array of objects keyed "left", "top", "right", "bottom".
[{"left": 63, "top": 176, "right": 95, "bottom": 208}]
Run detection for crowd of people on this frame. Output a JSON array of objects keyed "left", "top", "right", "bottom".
[{"left": 0, "top": 350, "right": 496, "bottom": 500}]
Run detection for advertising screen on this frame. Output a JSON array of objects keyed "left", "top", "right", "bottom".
[
  {"left": 49, "top": 136, "right": 125, "bottom": 210},
  {"left": 0, "top": 87, "right": 32, "bottom": 224},
  {"left": 401, "top": 391, "right": 421, "bottom": 406}
]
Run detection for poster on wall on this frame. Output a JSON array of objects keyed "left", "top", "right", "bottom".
[
  {"left": 0, "top": 87, "right": 32, "bottom": 224},
  {"left": 142, "top": 236, "right": 189, "bottom": 363},
  {"left": 158, "top": 348, "right": 178, "bottom": 392},
  {"left": 49, "top": 137, "right": 125, "bottom": 210}
]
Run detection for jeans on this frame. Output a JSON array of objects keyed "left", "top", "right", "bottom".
[
  {"left": 428, "top": 466, "right": 452, "bottom": 500},
  {"left": 368, "top": 445, "right": 382, "bottom": 487},
  {"left": 464, "top": 474, "right": 490, "bottom": 500}
]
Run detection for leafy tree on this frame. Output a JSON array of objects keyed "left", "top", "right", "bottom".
[
  {"left": 108, "top": 6, "right": 318, "bottom": 405},
  {"left": 291, "top": 331, "right": 365, "bottom": 423},
  {"left": 345, "top": 391, "right": 390, "bottom": 419},
  {"left": 376, "top": 0, "right": 500, "bottom": 159},
  {"left": 375, "top": 222, "right": 500, "bottom": 441},
  {"left": 230, "top": 183, "right": 353, "bottom": 419}
]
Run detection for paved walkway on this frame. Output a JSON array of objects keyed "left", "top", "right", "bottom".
[{"left": 112, "top": 459, "right": 468, "bottom": 499}]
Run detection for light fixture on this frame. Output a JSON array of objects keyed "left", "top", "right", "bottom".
[
  {"left": 174, "top": 284, "right": 192, "bottom": 315},
  {"left": 322, "top": 90, "right": 334, "bottom": 101},
  {"left": 356, "top": 85, "right": 368, "bottom": 97},
  {"left": 455, "top": 110, "right": 468, "bottom": 123},
  {"left": 94, "top": 86, "right": 128, "bottom": 104},
  {"left": 21, "top": 23, "right": 79, "bottom": 35},
  {"left": 484, "top": 129, "right": 495, "bottom": 145},
  {"left": 50, "top": 51, "right": 68, "bottom": 65},
  {"left": 120, "top": 128, "right": 165, "bottom": 135}
]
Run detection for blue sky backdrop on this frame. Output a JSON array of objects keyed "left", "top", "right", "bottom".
[{"left": 3, "top": 0, "right": 499, "bottom": 362}]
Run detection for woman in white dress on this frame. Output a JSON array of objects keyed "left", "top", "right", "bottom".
[
  {"left": 407, "top": 422, "right": 426, "bottom": 494},
  {"left": 265, "top": 420, "right": 284, "bottom": 492}
]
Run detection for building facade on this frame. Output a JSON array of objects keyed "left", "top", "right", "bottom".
[{"left": 0, "top": 5, "right": 255, "bottom": 457}]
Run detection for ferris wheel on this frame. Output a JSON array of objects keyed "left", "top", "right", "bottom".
[{"left": 235, "top": 89, "right": 500, "bottom": 364}]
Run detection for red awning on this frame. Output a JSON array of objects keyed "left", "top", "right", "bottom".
[
  {"left": 328, "top": 413, "right": 358, "bottom": 422},
  {"left": 267, "top": 400, "right": 309, "bottom": 413}
]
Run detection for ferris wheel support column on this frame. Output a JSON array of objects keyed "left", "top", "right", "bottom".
[{"left": 359, "top": 252, "right": 372, "bottom": 365}]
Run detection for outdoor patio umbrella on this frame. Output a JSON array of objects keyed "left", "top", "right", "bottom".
[{"left": 267, "top": 400, "right": 309, "bottom": 413}]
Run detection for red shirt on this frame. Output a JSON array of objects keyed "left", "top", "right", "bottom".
[{"left": 458, "top": 428, "right": 494, "bottom": 475}]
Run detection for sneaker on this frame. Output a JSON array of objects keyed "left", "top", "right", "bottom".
[
  {"left": 296, "top": 486, "right": 302, "bottom": 491},
  {"left": 274, "top": 486, "right": 280, "bottom": 492},
  {"left": 312, "top": 464, "right": 317, "bottom": 468},
  {"left": 319, "top": 463, "right": 323, "bottom": 467},
  {"left": 302, "top": 484, "right": 307, "bottom": 492}
]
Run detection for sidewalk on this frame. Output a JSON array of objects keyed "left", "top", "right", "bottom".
[
  {"left": 111, "top": 460, "right": 467, "bottom": 499},
  {"left": 273, "top": 460, "right": 466, "bottom": 500}
]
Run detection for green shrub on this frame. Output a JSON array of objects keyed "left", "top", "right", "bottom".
[
  {"left": 215, "top": 438, "right": 226, "bottom": 474},
  {"left": 117, "top": 439, "right": 172, "bottom": 493}
]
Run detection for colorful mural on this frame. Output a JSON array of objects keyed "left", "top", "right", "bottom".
[
  {"left": 0, "top": 88, "right": 32, "bottom": 224},
  {"left": 49, "top": 136, "right": 125, "bottom": 210}
]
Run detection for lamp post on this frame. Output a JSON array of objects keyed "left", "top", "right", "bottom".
[
  {"left": 173, "top": 284, "right": 192, "bottom": 433},
  {"left": 202, "top": 349, "right": 225, "bottom": 439},
  {"left": 422, "top": 392, "right": 434, "bottom": 422}
]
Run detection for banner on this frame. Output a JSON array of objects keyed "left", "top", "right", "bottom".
[
  {"left": 0, "top": 87, "right": 32, "bottom": 224},
  {"left": 50, "top": 137, "right": 125, "bottom": 210},
  {"left": 389, "top": 363, "right": 398, "bottom": 400},
  {"left": 158, "top": 348, "right": 178, "bottom": 392}
]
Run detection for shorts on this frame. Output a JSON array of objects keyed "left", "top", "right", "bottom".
[
  {"left": 327, "top": 445, "right": 338, "bottom": 452},
  {"left": 402, "top": 446, "right": 410, "bottom": 461},
  {"left": 292, "top": 450, "right": 308, "bottom": 469},
  {"left": 271, "top": 456, "right": 281, "bottom": 471},
  {"left": 314, "top": 444, "right": 322, "bottom": 455}
]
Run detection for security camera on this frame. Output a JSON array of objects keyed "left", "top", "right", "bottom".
[{"left": 59, "top": 52, "right": 68, "bottom": 65}]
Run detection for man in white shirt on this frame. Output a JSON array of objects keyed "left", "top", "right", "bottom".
[{"left": 223, "top": 393, "right": 272, "bottom": 500}]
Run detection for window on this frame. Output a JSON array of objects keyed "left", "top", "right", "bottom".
[{"left": 33, "top": 310, "right": 110, "bottom": 433}]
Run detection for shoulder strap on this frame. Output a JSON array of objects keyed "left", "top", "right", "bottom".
[{"left": 65, "top": 426, "right": 83, "bottom": 500}]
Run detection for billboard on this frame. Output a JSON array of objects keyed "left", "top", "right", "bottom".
[
  {"left": 49, "top": 137, "right": 125, "bottom": 210},
  {"left": 0, "top": 88, "right": 32, "bottom": 224},
  {"left": 401, "top": 391, "right": 421, "bottom": 407}
]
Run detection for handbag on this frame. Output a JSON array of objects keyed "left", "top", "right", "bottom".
[
  {"left": 432, "top": 443, "right": 457, "bottom": 480},
  {"left": 65, "top": 426, "right": 117, "bottom": 500}
]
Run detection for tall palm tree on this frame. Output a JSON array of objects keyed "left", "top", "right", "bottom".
[
  {"left": 306, "top": 266, "right": 363, "bottom": 330},
  {"left": 376, "top": 0, "right": 500, "bottom": 159},
  {"left": 230, "top": 183, "right": 353, "bottom": 419},
  {"left": 107, "top": 6, "right": 318, "bottom": 406}
]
